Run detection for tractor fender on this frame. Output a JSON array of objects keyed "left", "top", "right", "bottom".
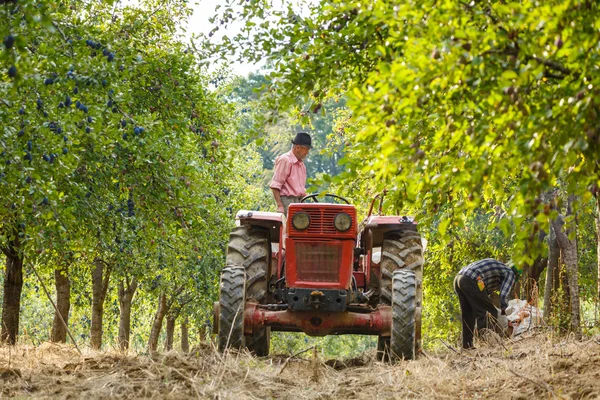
[
  {"left": 362, "top": 215, "right": 418, "bottom": 248},
  {"left": 236, "top": 210, "right": 286, "bottom": 281},
  {"left": 236, "top": 210, "right": 285, "bottom": 245}
]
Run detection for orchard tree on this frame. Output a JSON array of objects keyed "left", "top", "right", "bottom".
[
  {"left": 208, "top": 0, "right": 600, "bottom": 333},
  {"left": 208, "top": 0, "right": 600, "bottom": 241},
  {"left": 1, "top": 0, "right": 265, "bottom": 347},
  {"left": 226, "top": 73, "right": 349, "bottom": 199}
]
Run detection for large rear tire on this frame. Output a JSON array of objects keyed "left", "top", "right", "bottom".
[
  {"left": 226, "top": 225, "right": 271, "bottom": 356},
  {"left": 218, "top": 267, "right": 246, "bottom": 352},
  {"left": 390, "top": 269, "right": 417, "bottom": 361},
  {"left": 379, "top": 230, "right": 423, "bottom": 352}
]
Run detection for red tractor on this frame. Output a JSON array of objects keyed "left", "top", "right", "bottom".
[{"left": 214, "top": 193, "right": 424, "bottom": 361}]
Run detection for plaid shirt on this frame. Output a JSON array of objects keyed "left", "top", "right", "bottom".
[{"left": 458, "top": 258, "right": 516, "bottom": 310}]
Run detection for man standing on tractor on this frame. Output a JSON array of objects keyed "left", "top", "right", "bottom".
[
  {"left": 270, "top": 132, "right": 312, "bottom": 215},
  {"left": 453, "top": 258, "right": 521, "bottom": 349}
]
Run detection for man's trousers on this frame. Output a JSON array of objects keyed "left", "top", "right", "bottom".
[{"left": 454, "top": 274, "right": 501, "bottom": 349}]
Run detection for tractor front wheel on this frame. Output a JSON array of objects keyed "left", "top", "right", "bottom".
[
  {"left": 390, "top": 269, "right": 417, "bottom": 361},
  {"left": 217, "top": 267, "right": 246, "bottom": 352},
  {"left": 377, "top": 269, "right": 417, "bottom": 362},
  {"left": 379, "top": 230, "right": 423, "bottom": 351},
  {"left": 376, "top": 336, "right": 390, "bottom": 362}
]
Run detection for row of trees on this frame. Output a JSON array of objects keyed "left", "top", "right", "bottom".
[
  {"left": 208, "top": 0, "right": 600, "bottom": 338},
  {"left": 2, "top": 0, "right": 599, "bottom": 354},
  {"left": 1, "top": 0, "right": 269, "bottom": 349}
]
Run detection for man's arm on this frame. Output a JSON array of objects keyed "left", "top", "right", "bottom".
[
  {"left": 270, "top": 155, "right": 291, "bottom": 213},
  {"left": 271, "top": 188, "right": 285, "bottom": 213},
  {"left": 499, "top": 270, "right": 516, "bottom": 312}
]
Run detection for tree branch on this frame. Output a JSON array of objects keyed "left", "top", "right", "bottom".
[
  {"left": 139, "top": 3, "right": 167, "bottom": 29},
  {"left": 51, "top": 21, "right": 69, "bottom": 43},
  {"left": 102, "top": 263, "right": 112, "bottom": 299},
  {"left": 530, "top": 55, "right": 573, "bottom": 76},
  {"left": 544, "top": 71, "right": 568, "bottom": 80}
]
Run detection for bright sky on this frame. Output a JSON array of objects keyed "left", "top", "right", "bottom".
[{"left": 185, "top": 0, "right": 261, "bottom": 77}]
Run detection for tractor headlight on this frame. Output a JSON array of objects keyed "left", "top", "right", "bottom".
[
  {"left": 292, "top": 212, "right": 311, "bottom": 230},
  {"left": 333, "top": 213, "right": 352, "bottom": 232}
]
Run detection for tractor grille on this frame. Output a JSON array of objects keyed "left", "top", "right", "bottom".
[
  {"left": 291, "top": 207, "right": 355, "bottom": 236},
  {"left": 305, "top": 209, "right": 339, "bottom": 235},
  {"left": 295, "top": 241, "right": 342, "bottom": 282}
]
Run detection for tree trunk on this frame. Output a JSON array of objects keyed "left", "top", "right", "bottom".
[
  {"left": 181, "top": 317, "right": 189, "bottom": 353},
  {"left": 560, "top": 255, "right": 571, "bottom": 326},
  {"left": 596, "top": 194, "right": 600, "bottom": 300},
  {"left": 554, "top": 253, "right": 562, "bottom": 293},
  {"left": 198, "top": 324, "right": 206, "bottom": 342},
  {"left": 551, "top": 197, "right": 581, "bottom": 339},
  {"left": 118, "top": 277, "right": 138, "bottom": 351},
  {"left": 521, "top": 256, "right": 547, "bottom": 302},
  {"left": 50, "top": 264, "right": 71, "bottom": 343},
  {"left": 1, "top": 235, "right": 24, "bottom": 344},
  {"left": 165, "top": 314, "right": 176, "bottom": 351},
  {"left": 544, "top": 225, "right": 560, "bottom": 321},
  {"left": 91, "top": 258, "right": 112, "bottom": 350},
  {"left": 147, "top": 294, "right": 168, "bottom": 352}
]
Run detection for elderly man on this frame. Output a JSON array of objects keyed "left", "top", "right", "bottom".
[
  {"left": 270, "top": 132, "right": 311, "bottom": 215},
  {"left": 454, "top": 258, "right": 520, "bottom": 349}
]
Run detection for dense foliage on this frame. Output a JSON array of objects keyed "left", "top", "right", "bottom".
[
  {"left": 205, "top": 0, "right": 600, "bottom": 346},
  {"left": 0, "top": 0, "right": 598, "bottom": 355},
  {"left": 1, "top": 0, "right": 269, "bottom": 348},
  {"left": 209, "top": 0, "right": 599, "bottom": 252}
]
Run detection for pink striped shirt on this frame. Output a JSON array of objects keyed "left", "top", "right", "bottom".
[{"left": 270, "top": 150, "right": 307, "bottom": 197}]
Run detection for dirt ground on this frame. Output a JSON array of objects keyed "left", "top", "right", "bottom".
[{"left": 1, "top": 330, "right": 600, "bottom": 399}]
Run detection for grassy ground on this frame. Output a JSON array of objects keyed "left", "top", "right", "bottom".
[{"left": 1, "top": 329, "right": 599, "bottom": 399}]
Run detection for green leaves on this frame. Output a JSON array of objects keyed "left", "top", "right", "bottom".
[
  {"left": 438, "top": 218, "right": 451, "bottom": 238},
  {"left": 202, "top": 0, "right": 600, "bottom": 345},
  {"left": 0, "top": 0, "right": 279, "bottom": 346},
  {"left": 221, "top": 0, "right": 598, "bottom": 252}
]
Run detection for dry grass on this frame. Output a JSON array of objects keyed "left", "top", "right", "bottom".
[{"left": 1, "top": 330, "right": 600, "bottom": 399}]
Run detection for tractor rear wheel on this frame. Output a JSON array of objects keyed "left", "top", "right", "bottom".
[
  {"left": 379, "top": 230, "right": 423, "bottom": 351},
  {"left": 218, "top": 267, "right": 246, "bottom": 352},
  {"left": 226, "top": 225, "right": 271, "bottom": 356},
  {"left": 390, "top": 269, "right": 417, "bottom": 360}
]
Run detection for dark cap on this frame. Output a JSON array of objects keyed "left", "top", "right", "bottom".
[{"left": 291, "top": 132, "right": 312, "bottom": 148}]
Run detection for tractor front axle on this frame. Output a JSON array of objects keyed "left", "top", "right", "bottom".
[{"left": 244, "top": 302, "right": 392, "bottom": 336}]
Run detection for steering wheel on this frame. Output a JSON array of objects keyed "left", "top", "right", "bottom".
[{"left": 300, "top": 193, "right": 350, "bottom": 204}]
